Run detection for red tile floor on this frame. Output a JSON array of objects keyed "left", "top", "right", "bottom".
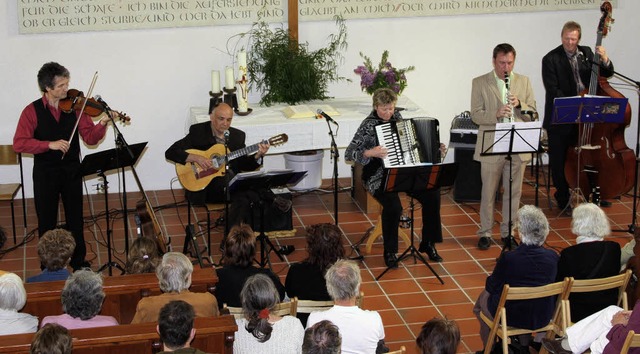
[{"left": 0, "top": 169, "right": 635, "bottom": 353}]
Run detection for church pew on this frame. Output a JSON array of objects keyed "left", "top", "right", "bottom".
[
  {"left": 23, "top": 266, "right": 218, "bottom": 325},
  {"left": 0, "top": 314, "right": 237, "bottom": 354}
]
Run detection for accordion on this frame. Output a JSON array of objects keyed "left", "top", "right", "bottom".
[{"left": 375, "top": 118, "right": 440, "bottom": 168}]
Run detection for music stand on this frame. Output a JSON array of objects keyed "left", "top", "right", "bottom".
[
  {"left": 480, "top": 122, "right": 541, "bottom": 253},
  {"left": 375, "top": 163, "right": 458, "bottom": 281},
  {"left": 230, "top": 170, "right": 306, "bottom": 269},
  {"left": 80, "top": 142, "right": 147, "bottom": 276},
  {"left": 552, "top": 96, "right": 627, "bottom": 211}
]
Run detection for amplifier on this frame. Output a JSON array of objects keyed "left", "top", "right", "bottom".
[
  {"left": 251, "top": 190, "right": 293, "bottom": 232},
  {"left": 453, "top": 147, "right": 482, "bottom": 202}
]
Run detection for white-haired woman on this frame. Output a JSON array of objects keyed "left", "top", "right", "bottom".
[
  {"left": 0, "top": 271, "right": 38, "bottom": 335},
  {"left": 556, "top": 203, "right": 621, "bottom": 322}
]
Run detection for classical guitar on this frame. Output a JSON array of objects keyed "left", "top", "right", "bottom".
[{"left": 176, "top": 133, "right": 288, "bottom": 192}]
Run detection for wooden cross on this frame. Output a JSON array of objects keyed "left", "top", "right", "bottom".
[{"left": 288, "top": 0, "right": 298, "bottom": 44}]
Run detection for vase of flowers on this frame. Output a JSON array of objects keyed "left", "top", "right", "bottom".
[{"left": 354, "top": 50, "right": 414, "bottom": 95}]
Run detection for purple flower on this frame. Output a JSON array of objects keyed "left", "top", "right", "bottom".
[{"left": 354, "top": 51, "right": 414, "bottom": 95}]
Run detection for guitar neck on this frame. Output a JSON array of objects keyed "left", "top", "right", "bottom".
[{"left": 225, "top": 141, "right": 265, "bottom": 162}]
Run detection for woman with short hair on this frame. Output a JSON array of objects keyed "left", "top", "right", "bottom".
[
  {"left": 41, "top": 269, "right": 118, "bottom": 329},
  {"left": 27, "top": 228, "right": 75, "bottom": 283},
  {"left": 233, "top": 274, "right": 304, "bottom": 353},
  {"left": 30, "top": 323, "right": 73, "bottom": 354},
  {"left": 0, "top": 271, "right": 38, "bottom": 335}
]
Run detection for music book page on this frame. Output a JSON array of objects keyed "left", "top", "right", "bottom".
[
  {"left": 492, "top": 121, "right": 542, "bottom": 154},
  {"left": 282, "top": 104, "right": 339, "bottom": 119}
]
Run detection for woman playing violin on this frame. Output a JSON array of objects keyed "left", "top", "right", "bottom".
[{"left": 13, "top": 62, "right": 115, "bottom": 270}]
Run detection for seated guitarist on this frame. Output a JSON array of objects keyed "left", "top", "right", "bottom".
[{"left": 165, "top": 103, "right": 271, "bottom": 228}]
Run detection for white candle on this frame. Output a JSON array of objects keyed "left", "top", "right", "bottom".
[
  {"left": 225, "top": 66, "right": 235, "bottom": 90},
  {"left": 237, "top": 50, "right": 247, "bottom": 69},
  {"left": 211, "top": 70, "right": 220, "bottom": 93}
]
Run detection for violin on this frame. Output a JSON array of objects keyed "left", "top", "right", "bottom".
[{"left": 59, "top": 89, "right": 131, "bottom": 122}]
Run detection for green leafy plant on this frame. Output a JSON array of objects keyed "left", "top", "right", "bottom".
[{"left": 232, "top": 16, "right": 349, "bottom": 106}]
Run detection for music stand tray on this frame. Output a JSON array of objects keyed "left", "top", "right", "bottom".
[
  {"left": 376, "top": 163, "right": 458, "bottom": 282},
  {"left": 553, "top": 95, "right": 627, "bottom": 125}
]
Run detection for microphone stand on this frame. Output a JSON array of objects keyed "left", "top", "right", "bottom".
[{"left": 325, "top": 119, "right": 339, "bottom": 225}]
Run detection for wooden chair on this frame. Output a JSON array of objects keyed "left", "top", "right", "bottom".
[
  {"left": 296, "top": 291, "right": 364, "bottom": 315},
  {"left": 365, "top": 215, "right": 412, "bottom": 254},
  {"left": 561, "top": 270, "right": 632, "bottom": 332},
  {"left": 0, "top": 145, "right": 26, "bottom": 244},
  {"left": 388, "top": 346, "right": 406, "bottom": 354},
  {"left": 223, "top": 297, "right": 298, "bottom": 319},
  {"left": 479, "top": 278, "right": 572, "bottom": 354},
  {"left": 621, "top": 330, "right": 640, "bottom": 354}
]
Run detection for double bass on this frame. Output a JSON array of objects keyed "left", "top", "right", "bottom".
[{"left": 564, "top": 1, "right": 634, "bottom": 202}]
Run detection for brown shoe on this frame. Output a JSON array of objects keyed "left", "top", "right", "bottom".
[{"left": 541, "top": 338, "right": 571, "bottom": 354}]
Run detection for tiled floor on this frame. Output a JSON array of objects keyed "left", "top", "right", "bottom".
[{"left": 0, "top": 169, "right": 635, "bottom": 353}]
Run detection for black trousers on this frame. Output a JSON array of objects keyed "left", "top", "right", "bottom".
[
  {"left": 547, "top": 126, "right": 578, "bottom": 208},
  {"left": 33, "top": 161, "right": 86, "bottom": 270},
  {"left": 373, "top": 188, "right": 442, "bottom": 254}
]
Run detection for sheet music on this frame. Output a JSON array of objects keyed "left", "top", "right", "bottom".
[{"left": 492, "top": 121, "right": 542, "bottom": 154}]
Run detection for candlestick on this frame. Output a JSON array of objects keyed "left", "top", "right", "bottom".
[
  {"left": 225, "top": 66, "right": 235, "bottom": 90},
  {"left": 211, "top": 70, "right": 220, "bottom": 93}
]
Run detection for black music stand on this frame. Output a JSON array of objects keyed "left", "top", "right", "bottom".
[
  {"left": 80, "top": 142, "right": 147, "bottom": 276},
  {"left": 552, "top": 96, "right": 628, "bottom": 211},
  {"left": 230, "top": 170, "right": 306, "bottom": 269},
  {"left": 480, "top": 122, "right": 541, "bottom": 253},
  {"left": 375, "top": 163, "right": 458, "bottom": 281}
]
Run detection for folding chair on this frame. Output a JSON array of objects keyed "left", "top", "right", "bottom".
[
  {"left": 222, "top": 297, "right": 298, "bottom": 320},
  {"left": 387, "top": 346, "right": 406, "bottom": 354},
  {"left": 479, "top": 278, "right": 572, "bottom": 354},
  {"left": 0, "top": 145, "right": 26, "bottom": 243},
  {"left": 561, "top": 270, "right": 632, "bottom": 332},
  {"left": 621, "top": 330, "right": 640, "bottom": 354},
  {"left": 296, "top": 291, "right": 364, "bottom": 315}
]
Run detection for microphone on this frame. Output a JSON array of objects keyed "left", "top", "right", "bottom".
[
  {"left": 317, "top": 109, "right": 338, "bottom": 125},
  {"left": 94, "top": 95, "right": 111, "bottom": 110},
  {"left": 223, "top": 130, "right": 230, "bottom": 138}
]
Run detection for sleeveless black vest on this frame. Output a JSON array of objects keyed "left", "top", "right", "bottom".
[{"left": 32, "top": 98, "right": 81, "bottom": 166}]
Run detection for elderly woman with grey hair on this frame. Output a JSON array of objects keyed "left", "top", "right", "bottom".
[
  {"left": 41, "top": 269, "right": 118, "bottom": 329},
  {"left": 131, "top": 252, "right": 219, "bottom": 323},
  {"left": 472, "top": 205, "right": 559, "bottom": 352},
  {"left": 556, "top": 203, "right": 620, "bottom": 323},
  {"left": 0, "top": 271, "right": 38, "bottom": 335},
  {"left": 307, "top": 260, "right": 386, "bottom": 354}
]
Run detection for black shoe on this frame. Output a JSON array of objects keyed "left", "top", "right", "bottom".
[
  {"left": 600, "top": 200, "right": 612, "bottom": 207},
  {"left": 277, "top": 245, "right": 295, "bottom": 255},
  {"left": 419, "top": 242, "right": 443, "bottom": 262},
  {"left": 541, "top": 338, "right": 571, "bottom": 354},
  {"left": 384, "top": 252, "right": 398, "bottom": 268},
  {"left": 477, "top": 237, "right": 491, "bottom": 250},
  {"left": 73, "top": 260, "right": 92, "bottom": 271},
  {"left": 501, "top": 237, "right": 518, "bottom": 250}
]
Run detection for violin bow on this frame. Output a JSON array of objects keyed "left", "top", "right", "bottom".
[{"left": 61, "top": 71, "right": 98, "bottom": 160}]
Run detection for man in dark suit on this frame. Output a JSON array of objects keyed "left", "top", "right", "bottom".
[
  {"left": 542, "top": 21, "right": 614, "bottom": 212},
  {"left": 165, "top": 103, "right": 270, "bottom": 228}
]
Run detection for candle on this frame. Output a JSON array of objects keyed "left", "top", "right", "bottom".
[
  {"left": 225, "top": 66, "right": 235, "bottom": 90},
  {"left": 237, "top": 50, "right": 247, "bottom": 69},
  {"left": 211, "top": 70, "right": 220, "bottom": 93}
]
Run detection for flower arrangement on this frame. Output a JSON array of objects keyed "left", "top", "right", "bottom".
[{"left": 354, "top": 50, "right": 415, "bottom": 95}]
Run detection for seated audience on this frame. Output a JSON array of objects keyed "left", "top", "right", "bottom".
[
  {"left": 157, "top": 300, "right": 207, "bottom": 354},
  {"left": 542, "top": 300, "right": 640, "bottom": 354},
  {"left": 125, "top": 236, "right": 161, "bottom": 274},
  {"left": 473, "top": 205, "right": 559, "bottom": 351},
  {"left": 285, "top": 223, "right": 345, "bottom": 326},
  {"left": 557, "top": 203, "right": 621, "bottom": 322},
  {"left": 215, "top": 224, "right": 285, "bottom": 309},
  {"left": 131, "top": 252, "right": 219, "bottom": 323},
  {"left": 0, "top": 271, "right": 38, "bottom": 335},
  {"left": 41, "top": 269, "right": 118, "bottom": 329},
  {"left": 302, "top": 320, "right": 342, "bottom": 354},
  {"left": 27, "top": 229, "right": 75, "bottom": 283},
  {"left": 30, "top": 323, "right": 73, "bottom": 354},
  {"left": 307, "top": 259, "right": 385, "bottom": 354},
  {"left": 416, "top": 317, "right": 460, "bottom": 354},
  {"left": 233, "top": 273, "right": 304, "bottom": 354}
]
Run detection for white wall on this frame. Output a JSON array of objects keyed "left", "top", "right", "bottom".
[{"left": 2, "top": 2, "right": 639, "bottom": 197}]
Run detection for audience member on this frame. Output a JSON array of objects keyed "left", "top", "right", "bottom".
[
  {"left": 41, "top": 269, "right": 118, "bottom": 329},
  {"left": 307, "top": 259, "right": 385, "bottom": 354},
  {"left": 157, "top": 300, "right": 208, "bottom": 354},
  {"left": 27, "top": 228, "right": 75, "bottom": 283},
  {"left": 302, "top": 320, "right": 342, "bottom": 354},
  {"left": 557, "top": 203, "right": 621, "bottom": 322},
  {"left": 131, "top": 252, "right": 219, "bottom": 323},
  {"left": 286, "top": 223, "right": 345, "bottom": 326},
  {"left": 215, "top": 224, "right": 285, "bottom": 308},
  {"left": 542, "top": 300, "right": 640, "bottom": 354},
  {"left": 0, "top": 271, "right": 38, "bottom": 335},
  {"left": 473, "top": 205, "right": 559, "bottom": 351},
  {"left": 233, "top": 273, "right": 304, "bottom": 354},
  {"left": 125, "top": 236, "right": 161, "bottom": 274},
  {"left": 30, "top": 323, "right": 73, "bottom": 354},
  {"left": 416, "top": 317, "right": 460, "bottom": 354}
]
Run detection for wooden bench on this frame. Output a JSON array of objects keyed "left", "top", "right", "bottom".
[
  {"left": 0, "top": 314, "right": 237, "bottom": 354},
  {"left": 24, "top": 267, "right": 218, "bottom": 325}
]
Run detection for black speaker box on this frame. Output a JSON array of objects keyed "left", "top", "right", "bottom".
[
  {"left": 251, "top": 192, "right": 293, "bottom": 232},
  {"left": 453, "top": 148, "right": 483, "bottom": 202}
]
